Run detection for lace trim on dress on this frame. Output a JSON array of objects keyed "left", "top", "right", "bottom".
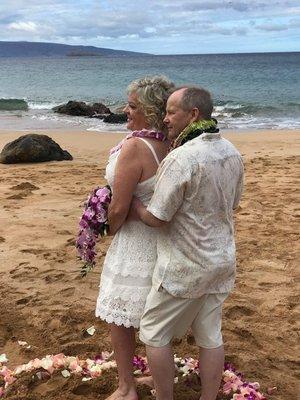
[
  {"left": 96, "top": 293, "right": 149, "bottom": 328},
  {"left": 98, "top": 281, "right": 151, "bottom": 301},
  {"left": 101, "top": 264, "right": 154, "bottom": 281},
  {"left": 96, "top": 308, "right": 140, "bottom": 329}
]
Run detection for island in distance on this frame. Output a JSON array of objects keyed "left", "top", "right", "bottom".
[{"left": 0, "top": 41, "right": 150, "bottom": 57}]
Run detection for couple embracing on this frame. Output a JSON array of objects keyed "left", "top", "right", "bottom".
[{"left": 95, "top": 76, "right": 244, "bottom": 400}]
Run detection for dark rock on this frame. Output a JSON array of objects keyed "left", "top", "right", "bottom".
[
  {"left": 0, "top": 134, "right": 73, "bottom": 164},
  {"left": 53, "top": 101, "right": 89, "bottom": 116},
  {"left": 91, "top": 103, "right": 111, "bottom": 115},
  {"left": 53, "top": 101, "right": 111, "bottom": 116},
  {"left": 103, "top": 113, "right": 127, "bottom": 124}
]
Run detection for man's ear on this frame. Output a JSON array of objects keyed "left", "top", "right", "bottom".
[{"left": 190, "top": 108, "right": 201, "bottom": 122}]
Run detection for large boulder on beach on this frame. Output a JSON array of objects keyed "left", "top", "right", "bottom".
[
  {"left": 53, "top": 101, "right": 111, "bottom": 116},
  {"left": 103, "top": 113, "right": 127, "bottom": 124},
  {"left": 0, "top": 134, "right": 73, "bottom": 164}
]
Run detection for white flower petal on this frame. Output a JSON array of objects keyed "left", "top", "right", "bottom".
[
  {"left": 61, "top": 369, "right": 71, "bottom": 378},
  {"left": 0, "top": 354, "right": 8, "bottom": 363},
  {"left": 86, "top": 326, "right": 96, "bottom": 336},
  {"left": 18, "top": 340, "right": 28, "bottom": 347}
]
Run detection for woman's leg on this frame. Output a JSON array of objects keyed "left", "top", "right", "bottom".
[{"left": 106, "top": 323, "right": 138, "bottom": 400}]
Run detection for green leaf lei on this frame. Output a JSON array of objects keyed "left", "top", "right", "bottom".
[{"left": 170, "top": 119, "right": 218, "bottom": 151}]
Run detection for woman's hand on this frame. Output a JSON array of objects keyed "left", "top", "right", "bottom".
[
  {"left": 130, "top": 196, "right": 166, "bottom": 228},
  {"left": 127, "top": 197, "right": 143, "bottom": 221}
]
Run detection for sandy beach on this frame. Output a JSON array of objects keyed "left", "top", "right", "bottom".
[{"left": 0, "top": 129, "right": 299, "bottom": 399}]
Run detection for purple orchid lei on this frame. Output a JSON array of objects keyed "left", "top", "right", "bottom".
[
  {"left": 76, "top": 185, "right": 112, "bottom": 277},
  {"left": 110, "top": 129, "right": 166, "bottom": 155}
]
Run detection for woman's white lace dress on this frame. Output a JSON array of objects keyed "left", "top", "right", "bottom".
[{"left": 95, "top": 140, "right": 159, "bottom": 328}]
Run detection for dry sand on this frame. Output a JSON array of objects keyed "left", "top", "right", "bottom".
[{"left": 0, "top": 129, "right": 299, "bottom": 399}]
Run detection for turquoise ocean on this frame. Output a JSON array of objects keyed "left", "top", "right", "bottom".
[{"left": 0, "top": 52, "right": 299, "bottom": 132}]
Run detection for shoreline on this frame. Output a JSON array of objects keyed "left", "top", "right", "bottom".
[
  {"left": 1, "top": 104, "right": 300, "bottom": 132},
  {"left": 1, "top": 128, "right": 299, "bottom": 160}
]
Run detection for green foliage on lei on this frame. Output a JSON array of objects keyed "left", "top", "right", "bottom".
[{"left": 171, "top": 119, "right": 218, "bottom": 150}]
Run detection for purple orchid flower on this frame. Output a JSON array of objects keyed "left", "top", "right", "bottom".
[{"left": 76, "top": 185, "right": 112, "bottom": 276}]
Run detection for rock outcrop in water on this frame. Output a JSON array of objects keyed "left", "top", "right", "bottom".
[
  {"left": 52, "top": 101, "right": 127, "bottom": 124},
  {"left": 102, "top": 113, "right": 127, "bottom": 123},
  {"left": 0, "top": 134, "right": 73, "bottom": 164},
  {"left": 53, "top": 101, "right": 111, "bottom": 117},
  {"left": 0, "top": 99, "right": 28, "bottom": 111}
]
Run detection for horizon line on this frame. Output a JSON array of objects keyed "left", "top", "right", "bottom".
[{"left": 1, "top": 40, "right": 299, "bottom": 56}]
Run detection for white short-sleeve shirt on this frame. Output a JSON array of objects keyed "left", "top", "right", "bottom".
[{"left": 147, "top": 131, "right": 244, "bottom": 299}]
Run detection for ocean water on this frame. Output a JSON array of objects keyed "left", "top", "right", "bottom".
[{"left": 0, "top": 52, "right": 299, "bottom": 131}]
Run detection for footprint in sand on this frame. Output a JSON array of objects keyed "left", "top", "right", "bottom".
[
  {"left": 10, "top": 182, "right": 39, "bottom": 191},
  {"left": 61, "top": 341, "right": 98, "bottom": 356},
  {"left": 10, "top": 265, "right": 38, "bottom": 279},
  {"left": 7, "top": 182, "right": 40, "bottom": 199},
  {"left": 72, "top": 384, "right": 94, "bottom": 396},
  {"left": 44, "top": 273, "right": 66, "bottom": 283},
  {"left": 7, "top": 193, "right": 28, "bottom": 200},
  {"left": 71, "top": 370, "right": 118, "bottom": 396},
  {"left": 32, "top": 374, "right": 67, "bottom": 396},
  {"left": 60, "top": 287, "right": 76, "bottom": 297},
  {"left": 56, "top": 230, "right": 72, "bottom": 235},
  {"left": 20, "top": 248, "right": 48, "bottom": 255},
  {"left": 224, "top": 305, "right": 255, "bottom": 319},
  {"left": 16, "top": 295, "right": 33, "bottom": 305},
  {"left": 0, "top": 237, "right": 5, "bottom": 243},
  {"left": 231, "top": 327, "right": 263, "bottom": 349},
  {"left": 66, "top": 237, "right": 76, "bottom": 247}
]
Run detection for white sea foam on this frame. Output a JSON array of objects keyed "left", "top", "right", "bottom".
[
  {"left": 214, "top": 104, "right": 243, "bottom": 112},
  {"left": 28, "top": 101, "right": 60, "bottom": 110},
  {"left": 87, "top": 122, "right": 127, "bottom": 132},
  {"left": 30, "top": 111, "right": 127, "bottom": 131}
]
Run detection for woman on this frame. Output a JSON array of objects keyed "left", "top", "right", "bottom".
[{"left": 96, "top": 76, "right": 175, "bottom": 400}]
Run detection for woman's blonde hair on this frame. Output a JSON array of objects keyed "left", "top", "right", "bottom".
[{"left": 127, "top": 76, "right": 175, "bottom": 132}]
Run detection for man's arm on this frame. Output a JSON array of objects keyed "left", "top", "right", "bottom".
[
  {"left": 233, "top": 158, "right": 244, "bottom": 209},
  {"left": 131, "top": 197, "right": 167, "bottom": 227},
  {"left": 130, "top": 155, "right": 189, "bottom": 227}
]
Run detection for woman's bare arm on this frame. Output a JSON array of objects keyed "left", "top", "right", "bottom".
[{"left": 108, "top": 139, "right": 142, "bottom": 235}]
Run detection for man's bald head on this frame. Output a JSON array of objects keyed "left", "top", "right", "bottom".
[
  {"left": 164, "top": 86, "right": 214, "bottom": 140},
  {"left": 175, "top": 86, "right": 213, "bottom": 120}
]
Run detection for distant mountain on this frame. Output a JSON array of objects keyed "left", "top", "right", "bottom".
[{"left": 0, "top": 41, "right": 150, "bottom": 57}]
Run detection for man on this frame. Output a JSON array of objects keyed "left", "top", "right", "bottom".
[{"left": 132, "top": 87, "right": 244, "bottom": 400}]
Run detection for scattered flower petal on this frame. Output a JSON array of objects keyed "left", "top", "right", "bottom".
[
  {"left": 267, "top": 386, "right": 277, "bottom": 395},
  {"left": 0, "top": 352, "right": 268, "bottom": 399},
  {"left": 61, "top": 369, "right": 71, "bottom": 378},
  {"left": 86, "top": 326, "right": 96, "bottom": 336},
  {"left": 18, "top": 340, "right": 28, "bottom": 346},
  {"left": 0, "top": 354, "right": 8, "bottom": 364}
]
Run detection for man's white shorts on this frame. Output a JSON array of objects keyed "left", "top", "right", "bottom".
[{"left": 139, "top": 285, "right": 228, "bottom": 349}]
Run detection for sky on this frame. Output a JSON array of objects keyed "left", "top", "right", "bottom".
[{"left": 0, "top": 0, "right": 299, "bottom": 55}]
